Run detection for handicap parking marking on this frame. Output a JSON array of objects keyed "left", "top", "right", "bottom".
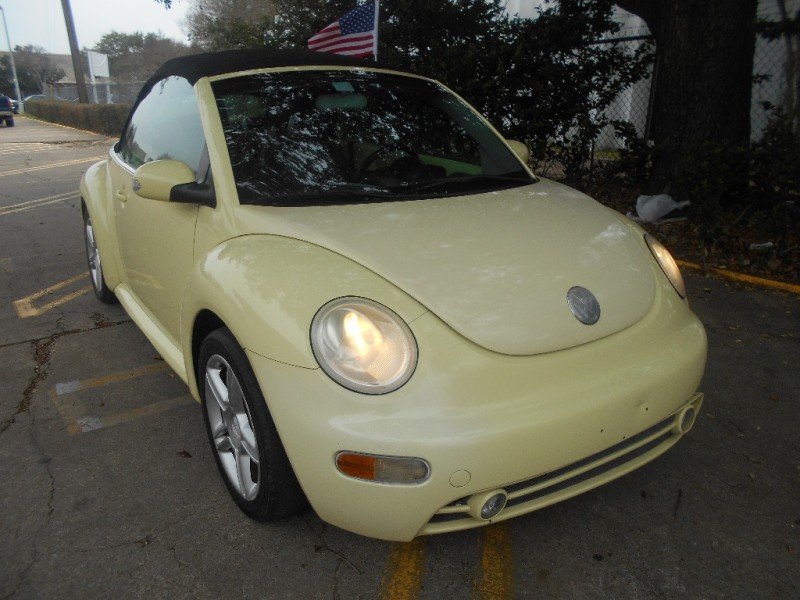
[{"left": 49, "top": 362, "right": 195, "bottom": 434}]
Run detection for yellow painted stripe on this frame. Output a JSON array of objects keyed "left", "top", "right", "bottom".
[
  {"left": 0, "top": 191, "right": 80, "bottom": 217},
  {"left": 13, "top": 273, "right": 92, "bottom": 318},
  {"left": 678, "top": 260, "right": 800, "bottom": 295},
  {"left": 0, "top": 155, "right": 103, "bottom": 178},
  {"left": 54, "top": 362, "right": 171, "bottom": 396},
  {"left": 0, "top": 145, "right": 51, "bottom": 155},
  {"left": 378, "top": 537, "right": 428, "bottom": 600},
  {"left": 67, "top": 395, "right": 195, "bottom": 434},
  {"left": 475, "top": 522, "right": 514, "bottom": 600}
]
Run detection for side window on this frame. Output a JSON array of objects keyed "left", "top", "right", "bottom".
[{"left": 118, "top": 76, "right": 205, "bottom": 176}]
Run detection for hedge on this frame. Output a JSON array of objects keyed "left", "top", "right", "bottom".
[{"left": 24, "top": 100, "right": 132, "bottom": 137}]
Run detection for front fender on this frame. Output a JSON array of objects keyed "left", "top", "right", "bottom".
[
  {"left": 181, "top": 235, "right": 428, "bottom": 395},
  {"left": 80, "top": 157, "right": 123, "bottom": 290}
]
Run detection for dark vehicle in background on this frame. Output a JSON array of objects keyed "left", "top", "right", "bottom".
[{"left": 0, "top": 94, "right": 15, "bottom": 126}]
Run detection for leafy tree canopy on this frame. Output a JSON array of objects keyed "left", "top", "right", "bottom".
[
  {"left": 92, "top": 31, "right": 192, "bottom": 81},
  {"left": 173, "top": 0, "right": 649, "bottom": 184},
  {"left": 1, "top": 45, "right": 66, "bottom": 97},
  {"left": 184, "top": 0, "right": 277, "bottom": 50}
]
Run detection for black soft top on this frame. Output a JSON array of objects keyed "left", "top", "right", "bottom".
[
  {"left": 120, "top": 49, "right": 402, "bottom": 140},
  {"left": 149, "top": 49, "right": 394, "bottom": 86}
]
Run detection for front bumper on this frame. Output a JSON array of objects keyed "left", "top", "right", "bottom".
[{"left": 247, "top": 279, "right": 707, "bottom": 541}]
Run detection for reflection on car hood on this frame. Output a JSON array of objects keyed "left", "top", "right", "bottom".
[{"left": 235, "top": 179, "right": 656, "bottom": 355}]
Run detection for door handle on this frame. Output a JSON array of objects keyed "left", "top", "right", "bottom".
[{"left": 116, "top": 188, "right": 128, "bottom": 203}]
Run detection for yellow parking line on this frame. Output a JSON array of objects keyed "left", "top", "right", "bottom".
[
  {"left": 13, "top": 274, "right": 93, "bottom": 318},
  {"left": 378, "top": 537, "right": 428, "bottom": 600},
  {"left": 67, "top": 395, "right": 195, "bottom": 434},
  {"left": 0, "top": 155, "right": 103, "bottom": 178},
  {"left": 49, "top": 363, "right": 193, "bottom": 434},
  {"left": 678, "top": 260, "right": 800, "bottom": 295},
  {"left": 475, "top": 522, "right": 514, "bottom": 599},
  {"left": 53, "top": 362, "right": 170, "bottom": 396},
  {"left": 0, "top": 191, "right": 80, "bottom": 217}
]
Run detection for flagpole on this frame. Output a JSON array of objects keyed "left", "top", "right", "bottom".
[{"left": 373, "top": 0, "right": 380, "bottom": 61}]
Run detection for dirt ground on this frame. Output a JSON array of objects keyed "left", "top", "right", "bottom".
[{"left": 594, "top": 189, "right": 799, "bottom": 286}]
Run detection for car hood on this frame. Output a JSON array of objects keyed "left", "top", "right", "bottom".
[{"left": 235, "top": 179, "right": 656, "bottom": 355}]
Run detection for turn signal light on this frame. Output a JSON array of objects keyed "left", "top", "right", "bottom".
[{"left": 335, "top": 452, "right": 430, "bottom": 484}]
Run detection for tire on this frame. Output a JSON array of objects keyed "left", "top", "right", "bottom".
[
  {"left": 199, "top": 327, "right": 307, "bottom": 521},
  {"left": 6, "top": 118, "right": 13, "bottom": 127},
  {"left": 82, "top": 204, "right": 117, "bottom": 304}
]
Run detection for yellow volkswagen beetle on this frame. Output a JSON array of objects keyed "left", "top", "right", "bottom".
[{"left": 80, "top": 49, "right": 706, "bottom": 541}]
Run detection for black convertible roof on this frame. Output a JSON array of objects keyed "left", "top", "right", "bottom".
[
  {"left": 149, "top": 49, "right": 395, "bottom": 86},
  {"left": 120, "top": 49, "right": 407, "bottom": 139}
]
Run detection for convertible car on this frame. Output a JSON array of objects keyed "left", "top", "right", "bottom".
[{"left": 80, "top": 49, "right": 706, "bottom": 541}]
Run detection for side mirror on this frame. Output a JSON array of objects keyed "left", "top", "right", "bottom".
[
  {"left": 133, "top": 160, "right": 195, "bottom": 202},
  {"left": 132, "top": 159, "right": 216, "bottom": 208},
  {"left": 506, "top": 140, "right": 530, "bottom": 165}
]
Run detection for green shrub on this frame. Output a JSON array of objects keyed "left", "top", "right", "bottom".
[{"left": 24, "top": 100, "right": 131, "bottom": 137}]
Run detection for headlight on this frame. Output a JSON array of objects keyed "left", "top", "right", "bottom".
[
  {"left": 311, "top": 297, "right": 418, "bottom": 394},
  {"left": 645, "top": 234, "right": 686, "bottom": 298}
]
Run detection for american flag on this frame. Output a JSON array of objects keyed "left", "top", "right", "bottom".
[{"left": 307, "top": 2, "right": 379, "bottom": 58}]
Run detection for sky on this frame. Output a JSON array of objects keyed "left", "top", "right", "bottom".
[{"left": 0, "top": 0, "right": 191, "bottom": 55}]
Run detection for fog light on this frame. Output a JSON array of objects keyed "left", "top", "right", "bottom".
[
  {"left": 468, "top": 490, "right": 507, "bottom": 521},
  {"left": 675, "top": 405, "right": 697, "bottom": 434},
  {"left": 335, "top": 452, "right": 430, "bottom": 484}
]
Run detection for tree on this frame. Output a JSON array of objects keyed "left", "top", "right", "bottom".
[
  {"left": 503, "top": 0, "right": 652, "bottom": 182},
  {"left": 184, "top": 0, "right": 277, "bottom": 50},
  {"left": 615, "top": 0, "right": 759, "bottom": 205},
  {"left": 154, "top": 0, "right": 649, "bottom": 183},
  {"left": 93, "top": 32, "right": 192, "bottom": 81},
  {"left": 2, "top": 45, "right": 65, "bottom": 96},
  {"left": 265, "top": 0, "right": 648, "bottom": 183}
]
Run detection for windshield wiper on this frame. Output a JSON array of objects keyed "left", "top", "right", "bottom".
[
  {"left": 253, "top": 184, "right": 395, "bottom": 206},
  {"left": 396, "top": 174, "right": 535, "bottom": 194}
]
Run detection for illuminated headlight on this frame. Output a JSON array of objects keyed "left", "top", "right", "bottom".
[
  {"left": 311, "top": 297, "right": 418, "bottom": 394},
  {"left": 645, "top": 234, "right": 686, "bottom": 298}
]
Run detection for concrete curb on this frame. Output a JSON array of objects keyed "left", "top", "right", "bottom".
[{"left": 678, "top": 260, "right": 800, "bottom": 295}]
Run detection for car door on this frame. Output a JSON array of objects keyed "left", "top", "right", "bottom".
[{"left": 110, "top": 75, "right": 207, "bottom": 345}]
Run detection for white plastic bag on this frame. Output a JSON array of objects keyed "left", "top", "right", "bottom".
[{"left": 634, "top": 194, "right": 691, "bottom": 223}]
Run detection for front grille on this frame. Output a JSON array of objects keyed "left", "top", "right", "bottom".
[{"left": 421, "top": 408, "right": 688, "bottom": 534}]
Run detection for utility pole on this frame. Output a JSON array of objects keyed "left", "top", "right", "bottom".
[
  {"left": 0, "top": 4, "right": 22, "bottom": 107},
  {"left": 60, "top": 0, "right": 89, "bottom": 103}
]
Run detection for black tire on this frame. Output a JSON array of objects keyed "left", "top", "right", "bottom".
[
  {"left": 198, "top": 327, "right": 307, "bottom": 521},
  {"left": 6, "top": 118, "right": 13, "bottom": 127},
  {"left": 81, "top": 203, "right": 117, "bottom": 304}
]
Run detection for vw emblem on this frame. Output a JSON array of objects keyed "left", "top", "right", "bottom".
[{"left": 566, "top": 286, "right": 601, "bottom": 325}]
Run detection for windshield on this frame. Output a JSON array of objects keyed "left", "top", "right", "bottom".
[{"left": 212, "top": 70, "right": 534, "bottom": 206}]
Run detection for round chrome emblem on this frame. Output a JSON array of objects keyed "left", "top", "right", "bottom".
[{"left": 566, "top": 286, "right": 601, "bottom": 325}]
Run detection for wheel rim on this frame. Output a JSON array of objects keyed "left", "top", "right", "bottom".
[
  {"left": 84, "top": 217, "right": 104, "bottom": 293},
  {"left": 204, "top": 354, "right": 261, "bottom": 501}
]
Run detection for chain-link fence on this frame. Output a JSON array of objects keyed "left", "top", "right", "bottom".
[
  {"left": 45, "top": 80, "right": 144, "bottom": 105},
  {"left": 594, "top": 35, "right": 654, "bottom": 151},
  {"left": 597, "top": 2, "right": 799, "bottom": 151},
  {"left": 752, "top": 0, "right": 800, "bottom": 138}
]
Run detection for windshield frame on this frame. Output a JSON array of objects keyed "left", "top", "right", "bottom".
[{"left": 210, "top": 67, "right": 536, "bottom": 207}]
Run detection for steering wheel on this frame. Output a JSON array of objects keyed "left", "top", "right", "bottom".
[
  {"left": 359, "top": 143, "right": 418, "bottom": 173},
  {"left": 359, "top": 144, "right": 433, "bottom": 182}
]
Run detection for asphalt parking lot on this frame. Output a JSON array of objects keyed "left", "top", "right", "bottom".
[{"left": 1, "top": 116, "right": 798, "bottom": 599}]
